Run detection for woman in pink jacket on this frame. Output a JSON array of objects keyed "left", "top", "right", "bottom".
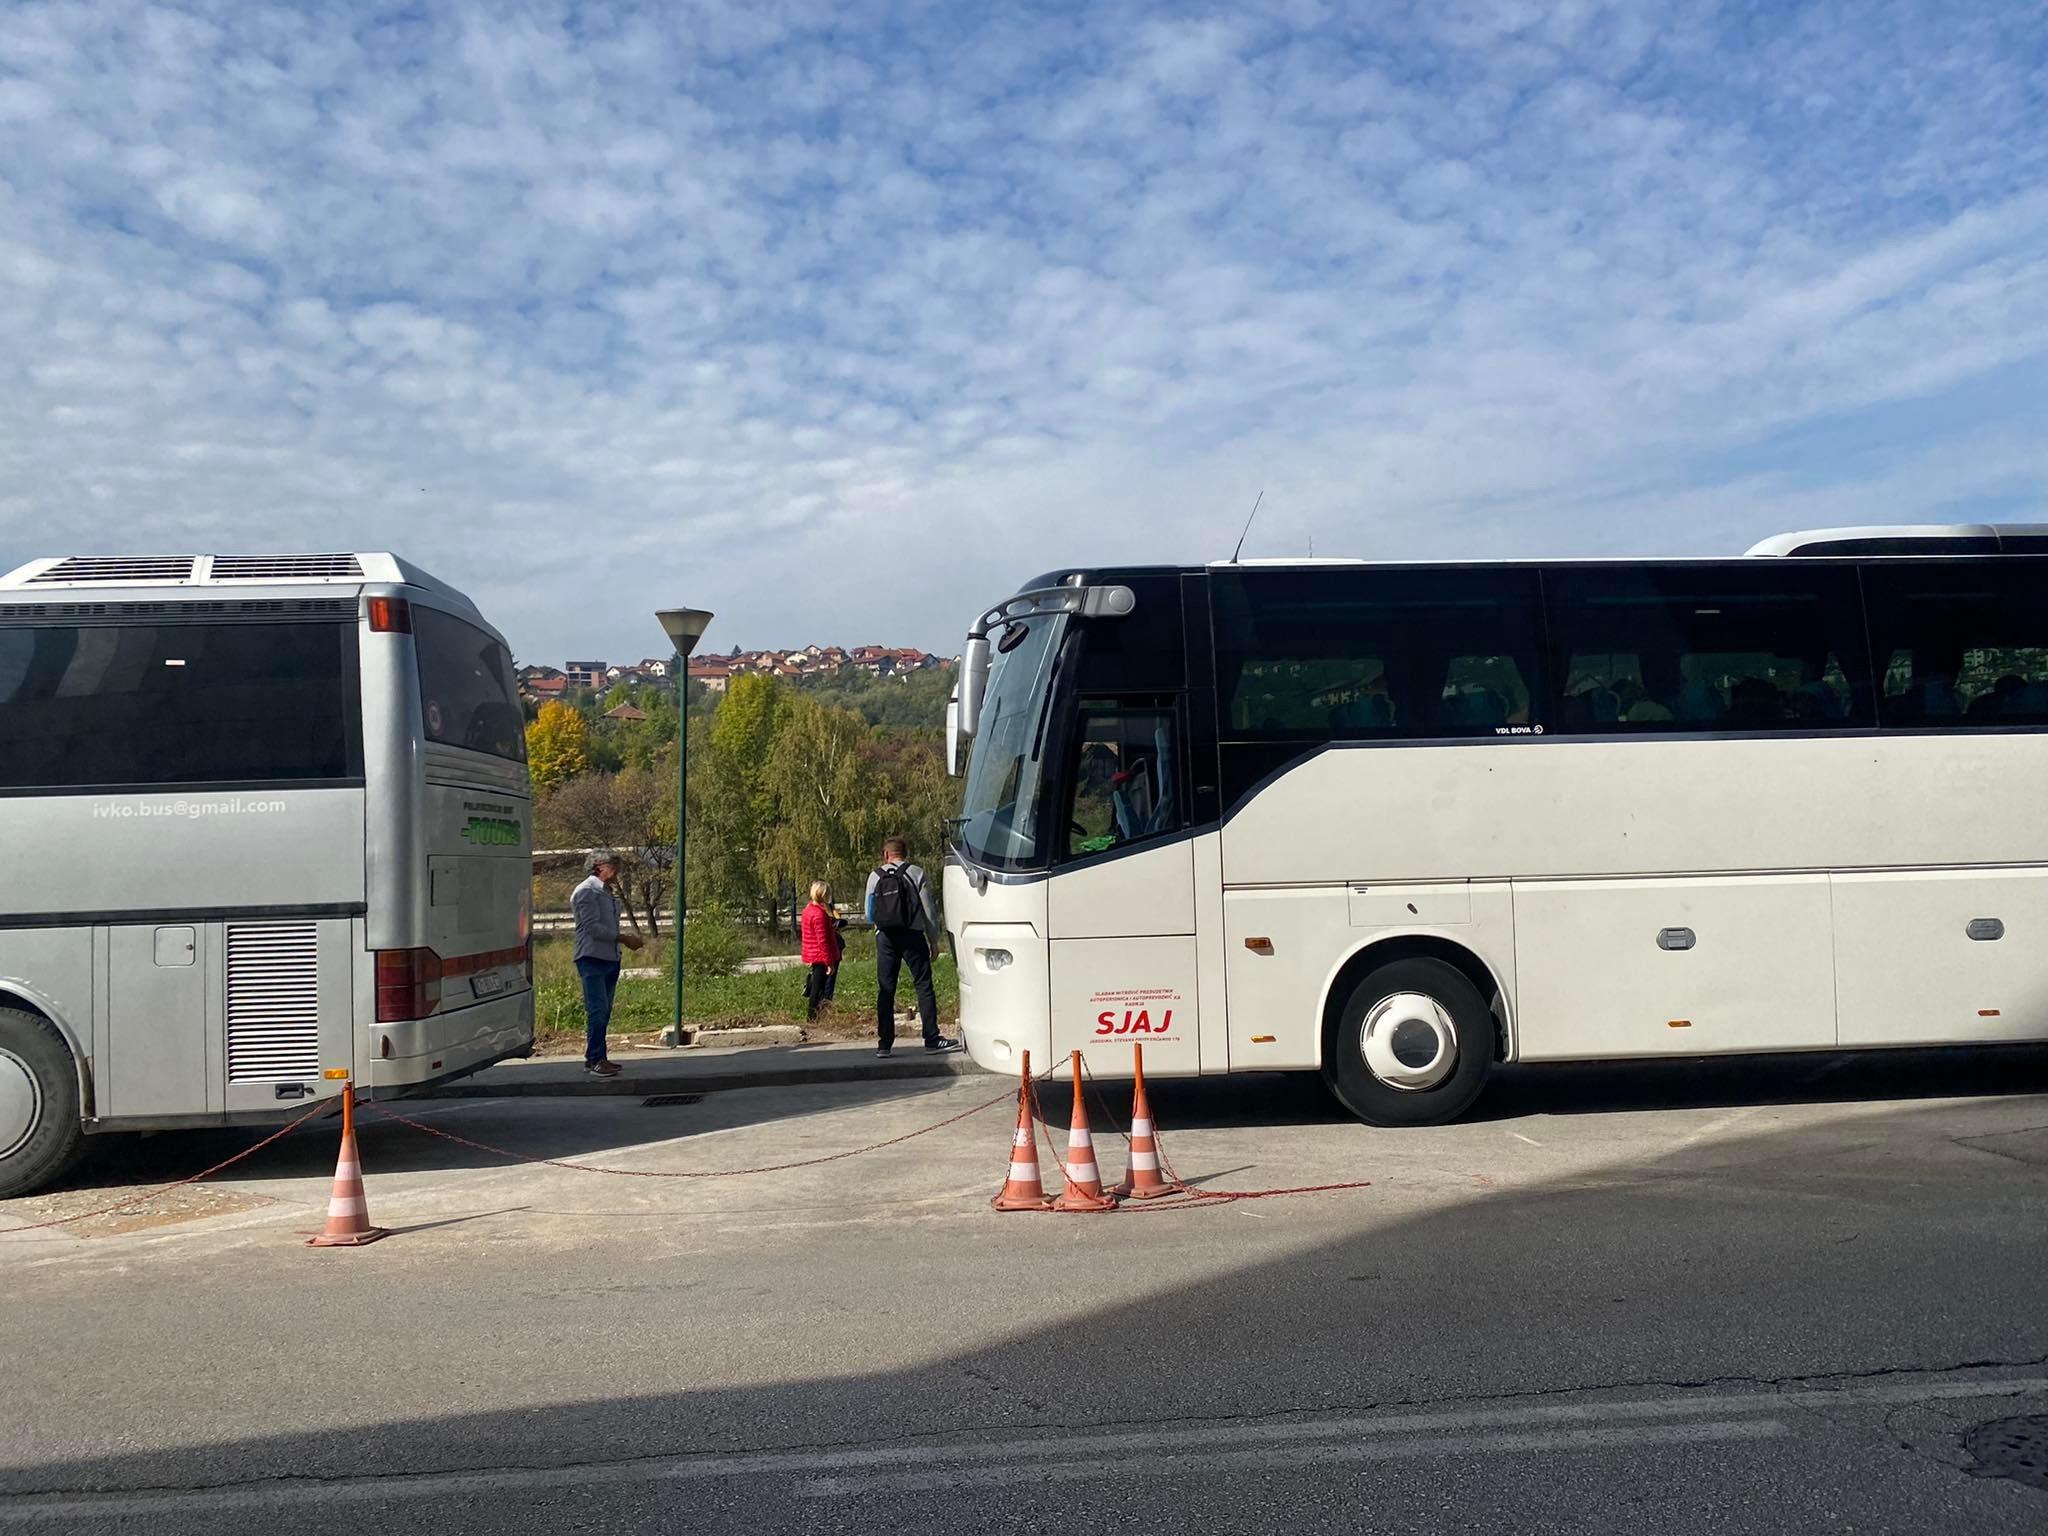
[{"left": 800, "top": 881, "right": 844, "bottom": 1021}]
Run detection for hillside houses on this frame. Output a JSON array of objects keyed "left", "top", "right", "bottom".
[
  {"left": 519, "top": 644, "right": 945, "bottom": 703},
  {"left": 685, "top": 643, "right": 942, "bottom": 693}
]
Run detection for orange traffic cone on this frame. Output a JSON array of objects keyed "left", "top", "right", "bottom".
[
  {"left": 1053, "top": 1050, "right": 1117, "bottom": 1212},
  {"left": 306, "top": 1081, "right": 386, "bottom": 1248},
  {"left": 993, "top": 1051, "right": 1052, "bottom": 1211},
  {"left": 1115, "top": 1043, "right": 1174, "bottom": 1200}
]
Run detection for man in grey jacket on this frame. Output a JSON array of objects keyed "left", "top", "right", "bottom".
[
  {"left": 572, "top": 850, "right": 643, "bottom": 1077},
  {"left": 864, "top": 836, "right": 960, "bottom": 1059}
]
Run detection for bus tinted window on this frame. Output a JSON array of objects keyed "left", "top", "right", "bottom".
[
  {"left": 0, "top": 622, "right": 360, "bottom": 789},
  {"left": 414, "top": 606, "right": 525, "bottom": 761},
  {"left": 1544, "top": 566, "right": 1872, "bottom": 733},
  {"left": 1073, "top": 574, "right": 1185, "bottom": 692},
  {"left": 1064, "top": 696, "right": 1185, "bottom": 859},
  {"left": 1212, "top": 568, "right": 1545, "bottom": 740},
  {"left": 1865, "top": 559, "right": 2048, "bottom": 727}
]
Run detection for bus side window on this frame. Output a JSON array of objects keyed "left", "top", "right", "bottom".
[
  {"left": 1211, "top": 566, "right": 1546, "bottom": 743},
  {"left": 1438, "top": 653, "right": 1532, "bottom": 729},
  {"left": 1064, "top": 698, "right": 1184, "bottom": 859},
  {"left": 1545, "top": 566, "right": 1872, "bottom": 734},
  {"left": 1865, "top": 561, "right": 2048, "bottom": 729}
]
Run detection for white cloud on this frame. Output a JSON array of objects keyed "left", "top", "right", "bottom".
[{"left": 0, "top": 0, "right": 2042, "bottom": 667}]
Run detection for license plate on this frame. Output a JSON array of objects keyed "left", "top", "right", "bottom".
[{"left": 472, "top": 973, "right": 507, "bottom": 999}]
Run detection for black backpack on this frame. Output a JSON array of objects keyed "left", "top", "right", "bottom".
[{"left": 871, "top": 864, "right": 922, "bottom": 931}]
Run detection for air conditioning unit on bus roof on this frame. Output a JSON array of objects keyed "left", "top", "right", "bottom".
[{"left": 0, "top": 552, "right": 440, "bottom": 589}]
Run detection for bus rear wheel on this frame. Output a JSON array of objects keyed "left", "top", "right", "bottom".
[
  {"left": 0, "top": 1007, "right": 85, "bottom": 1201},
  {"left": 1324, "top": 958, "right": 1493, "bottom": 1128}
]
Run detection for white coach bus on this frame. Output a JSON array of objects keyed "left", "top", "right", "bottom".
[
  {"left": 944, "top": 526, "right": 2048, "bottom": 1125},
  {"left": 0, "top": 553, "right": 534, "bottom": 1197}
]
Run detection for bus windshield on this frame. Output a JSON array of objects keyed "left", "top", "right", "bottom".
[{"left": 957, "top": 613, "right": 1066, "bottom": 870}]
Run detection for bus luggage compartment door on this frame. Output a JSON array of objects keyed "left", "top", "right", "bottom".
[
  {"left": 1511, "top": 874, "right": 1837, "bottom": 1059},
  {"left": 104, "top": 923, "right": 207, "bottom": 1117},
  {"left": 1047, "top": 842, "right": 1202, "bottom": 1077}
]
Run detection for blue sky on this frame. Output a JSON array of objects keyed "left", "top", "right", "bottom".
[{"left": 1, "top": 1, "right": 2044, "bottom": 664}]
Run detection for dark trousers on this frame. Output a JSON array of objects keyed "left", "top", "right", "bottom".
[
  {"left": 804, "top": 962, "right": 834, "bottom": 1020},
  {"left": 575, "top": 957, "right": 621, "bottom": 1064},
  {"left": 874, "top": 927, "right": 938, "bottom": 1050}
]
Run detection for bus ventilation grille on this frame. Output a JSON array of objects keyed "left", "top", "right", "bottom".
[
  {"left": 210, "top": 554, "right": 365, "bottom": 580},
  {"left": 29, "top": 556, "right": 197, "bottom": 584},
  {"left": 226, "top": 923, "right": 323, "bottom": 1083}
]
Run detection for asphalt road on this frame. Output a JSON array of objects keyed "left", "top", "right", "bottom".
[{"left": 3, "top": 1047, "right": 2047, "bottom": 1533}]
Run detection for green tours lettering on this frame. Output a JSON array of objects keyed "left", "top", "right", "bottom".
[{"left": 460, "top": 816, "right": 523, "bottom": 847}]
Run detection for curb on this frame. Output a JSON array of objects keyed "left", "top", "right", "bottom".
[{"left": 415, "top": 1052, "right": 984, "bottom": 1100}]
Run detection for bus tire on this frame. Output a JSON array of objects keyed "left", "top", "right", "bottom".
[
  {"left": 1324, "top": 958, "right": 1493, "bottom": 1127},
  {"left": 0, "top": 1007, "right": 86, "bottom": 1201}
]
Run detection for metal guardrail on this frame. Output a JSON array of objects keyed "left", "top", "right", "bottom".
[{"left": 531, "top": 911, "right": 874, "bottom": 934}]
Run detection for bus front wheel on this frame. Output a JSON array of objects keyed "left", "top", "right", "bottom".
[
  {"left": 1324, "top": 959, "right": 1493, "bottom": 1127},
  {"left": 0, "top": 1007, "right": 85, "bottom": 1201}
]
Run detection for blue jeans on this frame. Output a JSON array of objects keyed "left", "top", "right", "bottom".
[{"left": 576, "top": 957, "right": 621, "bottom": 1064}]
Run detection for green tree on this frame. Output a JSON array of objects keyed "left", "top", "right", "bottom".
[
  {"left": 526, "top": 700, "right": 591, "bottom": 793},
  {"left": 617, "top": 694, "right": 681, "bottom": 773},
  {"left": 697, "top": 675, "right": 790, "bottom": 922},
  {"left": 761, "top": 695, "right": 880, "bottom": 905},
  {"left": 869, "top": 732, "right": 955, "bottom": 889},
  {"left": 794, "top": 663, "right": 956, "bottom": 730}
]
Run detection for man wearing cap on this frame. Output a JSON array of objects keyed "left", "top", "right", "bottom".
[{"left": 572, "top": 850, "right": 643, "bottom": 1077}]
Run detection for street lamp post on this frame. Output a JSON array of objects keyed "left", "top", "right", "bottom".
[{"left": 655, "top": 607, "right": 714, "bottom": 1049}]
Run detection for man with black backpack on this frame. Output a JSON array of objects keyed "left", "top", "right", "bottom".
[{"left": 864, "top": 836, "right": 961, "bottom": 1058}]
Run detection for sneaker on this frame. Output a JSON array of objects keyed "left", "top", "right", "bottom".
[
  {"left": 876, "top": 1047, "right": 894, "bottom": 1059},
  {"left": 585, "top": 1060, "right": 622, "bottom": 1077},
  {"left": 924, "top": 1037, "right": 964, "bottom": 1054}
]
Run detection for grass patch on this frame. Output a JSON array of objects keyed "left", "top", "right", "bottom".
[{"left": 530, "top": 933, "right": 958, "bottom": 1047}]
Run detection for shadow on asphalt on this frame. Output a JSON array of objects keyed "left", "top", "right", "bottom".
[
  {"left": 32, "top": 1045, "right": 2048, "bottom": 1199},
  {"left": 1043, "top": 1043, "right": 2048, "bottom": 1134},
  {"left": 45, "top": 1074, "right": 973, "bottom": 1192},
  {"left": 6, "top": 1088, "right": 2046, "bottom": 1527}
]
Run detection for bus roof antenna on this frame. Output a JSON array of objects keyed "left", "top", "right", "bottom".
[{"left": 1231, "top": 491, "right": 1265, "bottom": 564}]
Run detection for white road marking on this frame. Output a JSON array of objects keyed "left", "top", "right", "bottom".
[
  {"left": 797, "top": 1418, "right": 1791, "bottom": 1497},
  {"left": 1509, "top": 1132, "right": 1542, "bottom": 1147},
  {"left": 1677, "top": 1106, "right": 1761, "bottom": 1147},
  {"left": 1, "top": 1374, "right": 2040, "bottom": 1521}
]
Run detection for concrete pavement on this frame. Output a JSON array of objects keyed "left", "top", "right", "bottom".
[
  {"left": 3, "top": 1046, "right": 2047, "bottom": 1532},
  {"left": 427, "top": 1036, "right": 983, "bottom": 1098}
]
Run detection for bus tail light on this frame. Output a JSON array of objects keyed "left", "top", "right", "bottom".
[
  {"left": 375, "top": 948, "right": 443, "bottom": 1021},
  {"left": 367, "top": 597, "right": 413, "bottom": 633}
]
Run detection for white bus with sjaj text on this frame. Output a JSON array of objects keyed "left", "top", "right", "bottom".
[
  {"left": 945, "top": 525, "right": 2048, "bottom": 1124},
  {"left": 0, "top": 553, "right": 534, "bottom": 1198}
]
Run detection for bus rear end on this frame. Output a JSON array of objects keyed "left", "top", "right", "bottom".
[{"left": 357, "top": 586, "right": 535, "bottom": 1096}]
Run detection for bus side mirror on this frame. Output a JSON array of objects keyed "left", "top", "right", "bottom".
[{"left": 958, "top": 635, "right": 990, "bottom": 738}]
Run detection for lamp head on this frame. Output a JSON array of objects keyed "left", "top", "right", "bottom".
[{"left": 655, "top": 607, "right": 715, "bottom": 656}]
